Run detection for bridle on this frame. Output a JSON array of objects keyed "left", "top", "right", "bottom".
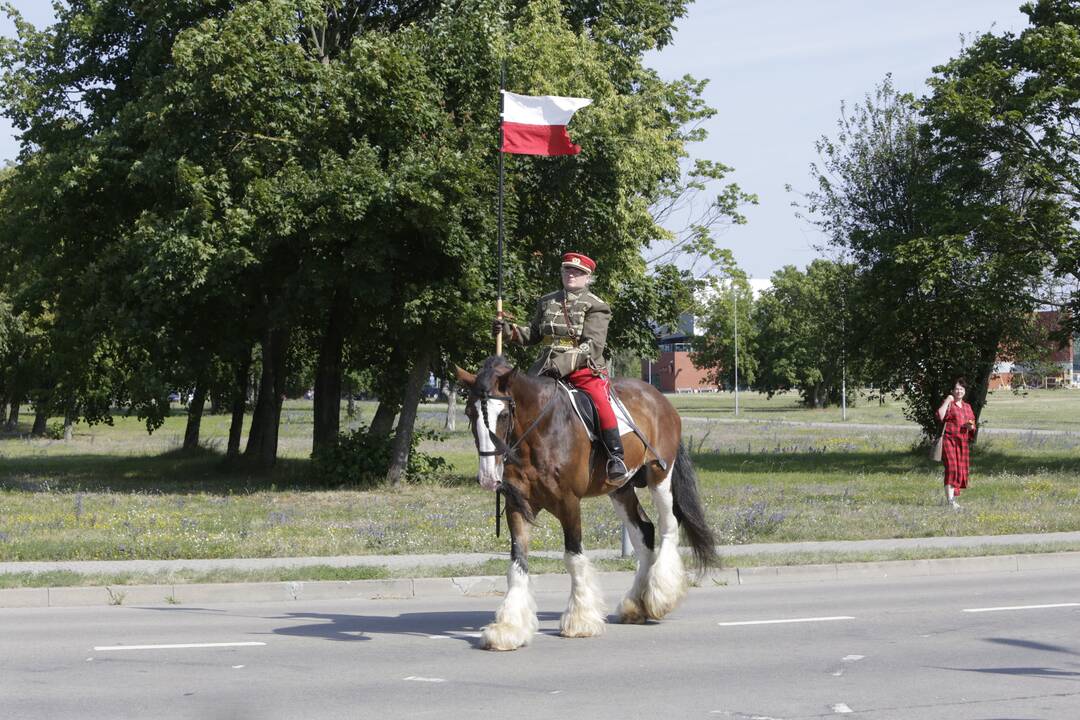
[
  {"left": 471, "top": 383, "right": 561, "bottom": 539},
  {"left": 475, "top": 393, "right": 517, "bottom": 458},
  {"left": 472, "top": 384, "right": 561, "bottom": 462}
]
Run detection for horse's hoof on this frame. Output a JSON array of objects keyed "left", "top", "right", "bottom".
[
  {"left": 480, "top": 622, "right": 532, "bottom": 651},
  {"left": 616, "top": 597, "right": 648, "bottom": 624},
  {"left": 560, "top": 609, "right": 606, "bottom": 638}
]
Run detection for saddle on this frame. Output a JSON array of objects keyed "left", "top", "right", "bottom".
[
  {"left": 558, "top": 381, "right": 619, "bottom": 440},
  {"left": 556, "top": 381, "right": 669, "bottom": 475}
]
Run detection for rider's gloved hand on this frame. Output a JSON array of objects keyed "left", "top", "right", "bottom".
[{"left": 491, "top": 319, "right": 505, "bottom": 337}]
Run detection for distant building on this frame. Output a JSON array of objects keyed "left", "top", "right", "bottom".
[
  {"left": 639, "top": 279, "right": 772, "bottom": 393},
  {"left": 990, "top": 310, "right": 1078, "bottom": 389},
  {"left": 641, "top": 313, "right": 714, "bottom": 393}
]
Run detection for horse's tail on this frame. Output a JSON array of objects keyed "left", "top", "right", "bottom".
[{"left": 671, "top": 441, "right": 719, "bottom": 571}]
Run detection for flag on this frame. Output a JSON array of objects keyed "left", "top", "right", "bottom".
[{"left": 500, "top": 91, "right": 592, "bottom": 156}]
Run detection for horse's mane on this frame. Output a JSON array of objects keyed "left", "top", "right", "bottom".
[{"left": 475, "top": 355, "right": 558, "bottom": 400}]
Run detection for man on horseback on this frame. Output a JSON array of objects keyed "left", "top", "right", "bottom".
[{"left": 493, "top": 251, "right": 629, "bottom": 482}]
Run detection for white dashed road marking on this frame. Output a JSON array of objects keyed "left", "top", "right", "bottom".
[
  {"left": 962, "top": 602, "right": 1080, "bottom": 613},
  {"left": 718, "top": 616, "right": 855, "bottom": 627},
  {"left": 93, "top": 642, "right": 266, "bottom": 651}
]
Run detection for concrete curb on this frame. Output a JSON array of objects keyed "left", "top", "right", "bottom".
[{"left": 4, "top": 550, "right": 1080, "bottom": 609}]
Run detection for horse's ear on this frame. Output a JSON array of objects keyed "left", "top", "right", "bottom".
[
  {"left": 454, "top": 365, "right": 476, "bottom": 388},
  {"left": 496, "top": 367, "right": 517, "bottom": 394}
]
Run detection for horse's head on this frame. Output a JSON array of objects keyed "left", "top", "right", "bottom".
[{"left": 456, "top": 356, "right": 518, "bottom": 491}]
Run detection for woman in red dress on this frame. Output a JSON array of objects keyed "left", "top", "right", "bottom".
[{"left": 936, "top": 377, "right": 977, "bottom": 509}]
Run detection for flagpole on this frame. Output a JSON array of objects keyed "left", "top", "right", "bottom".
[{"left": 496, "top": 60, "right": 506, "bottom": 357}]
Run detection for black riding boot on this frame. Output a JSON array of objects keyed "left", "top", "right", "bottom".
[{"left": 600, "top": 428, "right": 629, "bottom": 482}]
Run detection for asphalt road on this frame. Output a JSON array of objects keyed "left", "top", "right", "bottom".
[{"left": 3, "top": 568, "right": 1079, "bottom": 720}]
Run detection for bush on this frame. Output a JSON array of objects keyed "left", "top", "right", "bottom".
[{"left": 310, "top": 423, "right": 449, "bottom": 487}]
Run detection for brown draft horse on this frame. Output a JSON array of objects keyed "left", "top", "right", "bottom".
[{"left": 455, "top": 355, "right": 717, "bottom": 651}]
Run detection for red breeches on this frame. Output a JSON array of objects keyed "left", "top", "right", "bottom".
[{"left": 566, "top": 368, "right": 617, "bottom": 430}]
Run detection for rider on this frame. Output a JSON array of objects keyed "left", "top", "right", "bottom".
[{"left": 493, "top": 252, "right": 629, "bottom": 482}]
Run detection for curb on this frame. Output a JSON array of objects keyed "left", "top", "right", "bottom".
[{"left": 4, "top": 550, "right": 1080, "bottom": 609}]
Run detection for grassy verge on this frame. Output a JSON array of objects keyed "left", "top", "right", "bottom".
[
  {"left": 668, "top": 387, "right": 1080, "bottom": 431},
  {"left": 4, "top": 395, "right": 1080, "bottom": 564}
]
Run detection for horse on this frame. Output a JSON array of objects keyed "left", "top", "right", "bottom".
[{"left": 455, "top": 355, "right": 717, "bottom": 651}]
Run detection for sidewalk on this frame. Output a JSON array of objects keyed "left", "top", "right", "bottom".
[
  {"left": 3, "top": 531, "right": 1080, "bottom": 609},
  {"left": 4, "top": 530, "right": 1080, "bottom": 576}
]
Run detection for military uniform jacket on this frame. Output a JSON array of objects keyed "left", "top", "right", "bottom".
[{"left": 504, "top": 288, "right": 611, "bottom": 377}]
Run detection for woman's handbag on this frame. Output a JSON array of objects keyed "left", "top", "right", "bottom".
[{"left": 930, "top": 427, "right": 945, "bottom": 462}]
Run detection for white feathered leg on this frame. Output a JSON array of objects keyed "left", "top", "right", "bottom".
[
  {"left": 559, "top": 552, "right": 607, "bottom": 638},
  {"left": 643, "top": 470, "right": 688, "bottom": 620},
  {"left": 480, "top": 561, "right": 538, "bottom": 651},
  {"left": 610, "top": 493, "right": 654, "bottom": 624}
]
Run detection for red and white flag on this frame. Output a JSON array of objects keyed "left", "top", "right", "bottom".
[{"left": 500, "top": 91, "right": 592, "bottom": 156}]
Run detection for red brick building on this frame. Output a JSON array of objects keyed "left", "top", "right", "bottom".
[
  {"left": 641, "top": 345, "right": 715, "bottom": 393},
  {"left": 639, "top": 313, "right": 717, "bottom": 392}
]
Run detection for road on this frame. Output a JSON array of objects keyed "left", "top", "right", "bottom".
[{"left": 3, "top": 568, "right": 1079, "bottom": 719}]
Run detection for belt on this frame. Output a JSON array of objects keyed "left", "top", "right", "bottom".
[{"left": 541, "top": 336, "right": 576, "bottom": 349}]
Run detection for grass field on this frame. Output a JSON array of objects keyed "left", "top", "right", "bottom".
[{"left": 2, "top": 389, "right": 1079, "bottom": 570}]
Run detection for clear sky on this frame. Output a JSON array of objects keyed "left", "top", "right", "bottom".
[
  {"left": 647, "top": 0, "right": 1031, "bottom": 279},
  {"left": 0, "top": 1, "right": 1033, "bottom": 279}
]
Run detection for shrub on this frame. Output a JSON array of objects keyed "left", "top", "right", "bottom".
[{"left": 310, "top": 424, "right": 449, "bottom": 487}]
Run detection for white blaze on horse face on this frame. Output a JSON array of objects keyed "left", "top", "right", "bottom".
[{"left": 474, "top": 398, "right": 505, "bottom": 490}]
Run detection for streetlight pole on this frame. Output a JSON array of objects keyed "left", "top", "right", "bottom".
[
  {"left": 841, "top": 316, "right": 847, "bottom": 421},
  {"left": 733, "top": 283, "right": 739, "bottom": 416}
]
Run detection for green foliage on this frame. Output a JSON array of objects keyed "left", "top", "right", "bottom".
[
  {"left": 925, "top": 0, "right": 1080, "bottom": 332},
  {"left": 690, "top": 273, "right": 756, "bottom": 389},
  {"left": 0, "top": 0, "right": 748, "bottom": 468},
  {"left": 799, "top": 76, "right": 1051, "bottom": 436},
  {"left": 310, "top": 424, "right": 449, "bottom": 487},
  {"left": 753, "top": 260, "right": 859, "bottom": 408}
]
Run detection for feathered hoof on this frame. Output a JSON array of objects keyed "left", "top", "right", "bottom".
[
  {"left": 616, "top": 597, "right": 648, "bottom": 624},
  {"left": 559, "top": 608, "right": 606, "bottom": 638},
  {"left": 480, "top": 622, "right": 533, "bottom": 651},
  {"left": 642, "top": 575, "right": 689, "bottom": 620}
]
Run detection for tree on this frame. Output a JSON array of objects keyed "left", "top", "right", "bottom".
[
  {"left": 925, "top": 1, "right": 1080, "bottom": 330},
  {"left": 798, "top": 77, "right": 1053, "bottom": 436},
  {"left": 0, "top": 0, "right": 753, "bottom": 479},
  {"left": 753, "top": 260, "right": 857, "bottom": 408},
  {"left": 689, "top": 271, "right": 756, "bottom": 391}
]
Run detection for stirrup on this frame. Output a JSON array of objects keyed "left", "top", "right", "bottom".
[{"left": 606, "top": 457, "right": 629, "bottom": 483}]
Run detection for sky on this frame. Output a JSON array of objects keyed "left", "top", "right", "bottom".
[
  {"left": 0, "top": 1, "right": 1034, "bottom": 280},
  {"left": 646, "top": 0, "right": 1031, "bottom": 280}
]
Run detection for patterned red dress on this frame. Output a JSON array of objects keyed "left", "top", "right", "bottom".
[{"left": 942, "top": 401, "right": 975, "bottom": 494}]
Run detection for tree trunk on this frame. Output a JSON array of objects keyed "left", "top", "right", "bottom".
[
  {"left": 969, "top": 332, "right": 1001, "bottom": 444},
  {"left": 63, "top": 411, "right": 74, "bottom": 441},
  {"left": 227, "top": 353, "right": 252, "bottom": 459},
  {"left": 369, "top": 399, "right": 398, "bottom": 437},
  {"left": 443, "top": 378, "right": 457, "bottom": 431},
  {"left": 312, "top": 289, "right": 348, "bottom": 453},
  {"left": 385, "top": 349, "right": 432, "bottom": 486},
  {"left": 4, "top": 397, "right": 18, "bottom": 431},
  {"left": 183, "top": 383, "right": 208, "bottom": 451},
  {"left": 244, "top": 326, "right": 290, "bottom": 469},
  {"left": 382, "top": 347, "right": 427, "bottom": 483},
  {"left": 31, "top": 407, "right": 47, "bottom": 436}
]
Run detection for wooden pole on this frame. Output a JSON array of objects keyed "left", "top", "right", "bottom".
[{"left": 496, "top": 60, "right": 506, "bottom": 356}]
